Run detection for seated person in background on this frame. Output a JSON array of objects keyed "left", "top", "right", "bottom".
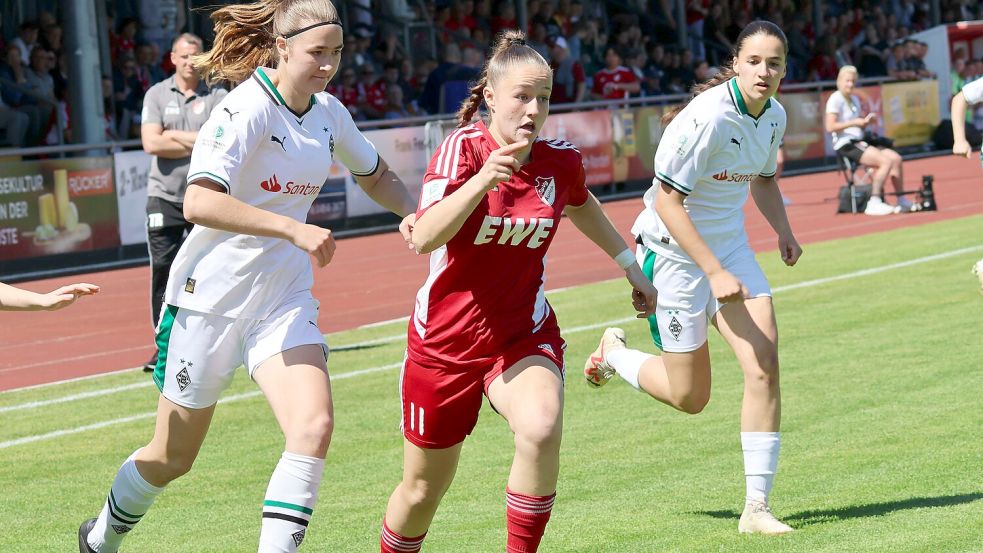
[{"left": 825, "top": 65, "right": 912, "bottom": 215}]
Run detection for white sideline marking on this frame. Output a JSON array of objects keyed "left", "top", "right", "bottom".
[
  {"left": 0, "top": 382, "right": 152, "bottom": 414},
  {"left": 0, "top": 363, "right": 401, "bottom": 450},
  {"left": 2, "top": 243, "right": 981, "bottom": 447}
]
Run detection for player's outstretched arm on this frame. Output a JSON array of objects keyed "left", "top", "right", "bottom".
[
  {"left": 353, "top": 157, "right": 417, "bottom": 217},
  {"left": 184, "top": 180, "right": 336, "bottom": 267},
  {"left": 750, "top": 175, "right": 801, "bottom": 267},
  {"left": 564, "top": 193, "right": 656, "bottom": 317},
  {"left": 0, "top": 282, "right": 99, "bottom": 311},
  {"left": 951, "top": 92, "right": 972, "bottom": 158}
]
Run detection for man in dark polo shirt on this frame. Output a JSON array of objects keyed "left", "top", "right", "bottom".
[{"left": 140, "top": 32, "right": 226, "bottom": 371}]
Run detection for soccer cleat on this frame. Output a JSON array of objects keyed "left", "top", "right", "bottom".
[
  {"left": 973, "top": 258, "right": 983, "bottom": 294},
  {"left": 78, "top": 518, "right": 98, "bottom": 553},
  {"left": 584, "top": 327, "right": 626, "bottom": 388},
  {"left": 864, "top": 197, "right": 895, "bottom": 216},
  {"left": 738, "top": 500, "right": 794, "bottom": 535}
]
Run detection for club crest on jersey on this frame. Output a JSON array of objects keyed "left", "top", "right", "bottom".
[{"left": 534, "top": 176, "right": 555, "bottom": 206}]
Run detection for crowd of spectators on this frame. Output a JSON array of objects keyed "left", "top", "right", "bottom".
[{"left": 2, "top": 0, "right": 983, "bottom": 148}]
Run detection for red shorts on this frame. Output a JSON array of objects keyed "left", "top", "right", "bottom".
[{"left": 399, "top": 327, "right": 566, "bottom": 449}]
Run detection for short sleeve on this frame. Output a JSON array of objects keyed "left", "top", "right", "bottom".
[
  {"left": 417, "top": 128, "right": 480, "bottom": 216},
  {"left": 331, "top": 97, "right": 380, "bottom": 176},
  {"left": 962, "top": 79, "right": 983, "bottom": 106},
  {"left": 187, "top": 101, "right": 266, "bottom": 192},
  {"left": 567, "top": 154, "right": 589, "bottom": 207},
  {"left": 140, "top": 85, "right": 162, "bottom": 126},
  {"left": 652, "top": 113, "right": 717, "bottom": 195},
  {"left": 825, "top": 92, "right": 842, "bottom": 114}
]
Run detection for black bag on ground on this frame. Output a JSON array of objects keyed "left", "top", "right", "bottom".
[
  {"left": 837, "top": 184, "right": 872, "bottom": 213},
  {"left": 932, "top": 119, "right": 982, "bottom": 149}
]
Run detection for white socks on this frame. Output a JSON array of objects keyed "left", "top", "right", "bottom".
[
  {"left": 606, "top": 348, "right": 651, "bottom": 390},
  {"left": 741, "top": 432, "right": 781, "bottom": 503},
  {"left": 259, "top": 451, "right": 326, "bottom": 552},
  {"left": 87, "top": 449, "right": 165, "bottom": 553}
]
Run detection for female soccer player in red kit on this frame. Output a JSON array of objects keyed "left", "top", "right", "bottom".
[{"left": 380, "top": 30, "right": 658, "bottom": 553}]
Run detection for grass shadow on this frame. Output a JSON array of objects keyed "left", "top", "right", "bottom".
[{"left": 691, "top": 492, "right": 983, "bottom": 527}]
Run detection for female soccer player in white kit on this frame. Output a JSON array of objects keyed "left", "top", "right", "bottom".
[
  {"left": 78, "top": 1, "right": 416, "bottom": 552},
  {"left": 583, "top": 20, "right": 802, "bottom": 535},
  {"left": 951, "top": 76, "right": 983, "bottom": 291}
]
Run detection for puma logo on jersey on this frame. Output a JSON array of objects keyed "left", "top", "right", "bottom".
[
  {"left": 474, "top": 216, "right": 555, "bottom": 248},
  {"left": 730, "top": 136, "right": 743, "bottom": 150},
  {"left": 271, "top": 134, "right": 287, "bottom": 151},
  {"left": 223, "top": 107, "right": 239, "bottom": 120}
]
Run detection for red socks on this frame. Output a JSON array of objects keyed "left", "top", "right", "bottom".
[
  {"left": 505, "top": 488, "right": 556, "bottom": 553},
  {"left": 380, "top": 519, "right": 426, "bottom": 553}
]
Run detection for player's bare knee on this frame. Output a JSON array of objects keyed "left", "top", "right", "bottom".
[
  {"left": 510, "top": 402, "right": 563, "bottom": 451},
  {"left": 286, "top": 413, "right": 334, "bottom": 455},
  {"left": 675, "top": 391, "right": 710, "bottom": 414},
  {"left": 400, "top": 477, "right": 449, "bottom": 510}
]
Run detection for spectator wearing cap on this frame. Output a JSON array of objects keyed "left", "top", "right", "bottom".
[
  {"left": 11, "top": 21, "right": 39, "bottom": 67},
  {"left": 350, "top": 24, "right": 374, "bottom": 68},
  {"left": 548, "top": 35, "right": 586, "bottom": 104},
  {"left": 591, "top": 46, "right": 640, "bottom": 100}
]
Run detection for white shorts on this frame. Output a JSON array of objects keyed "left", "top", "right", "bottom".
[
  {"left": 152, "top": 290, "right": 328, "bottom": 409},
  {"left": 639, "top": 244, "right": 771, "bottom": 353}
]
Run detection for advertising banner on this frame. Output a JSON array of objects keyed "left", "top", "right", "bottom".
[
  {"left": 0, "top": 157, "right": 120, "bottom": 262},
  {"left": 307, "top": 161, "right": 348, "bottom": 225},
  {"left": 539, "top": 110, "right": 613, "bottom": 186},
  {"left": 819, "top": 85, "right": 883, "bottom": 156},
  {"left": 880, "top": 80, "right": 940, "bottom": 147},
  {"left": 345, "top": 125, "right": 428, "bottom": 218},
  {"left": 114, "top": 150, "right": 151, "bottom": 245},
  {"left": 779, "top": 91, "right": 826, "bottom": 161}
]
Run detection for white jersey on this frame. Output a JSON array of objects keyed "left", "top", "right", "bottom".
[
  {"left": 166, "top": 67, "right": 379, "bottom": 319},
  {"left": 825, "top": 91, "right": 865, "bottom": 150},
  {"left": 962, "top": 78, "right": 983, "bottom": 105},
  {"left": 632, "top": 78, "right": 786, "bottom": 263}
]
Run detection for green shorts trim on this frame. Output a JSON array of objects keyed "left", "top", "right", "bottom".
[
  {"left": 152, "top": 305, "right": 179, "bottom": 392},
  {"left": 641, "top": 248, "right": 664, "bottom": 351}
]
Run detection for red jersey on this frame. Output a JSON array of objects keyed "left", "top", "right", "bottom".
[
  {"left": 407, "top": 121, "right": 589, "bottom": 367},
  {"left": 592, "top": 66, "right": 638, "bottom": 100}
]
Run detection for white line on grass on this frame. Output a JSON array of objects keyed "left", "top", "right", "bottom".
[
  {"left": 0, "top": 363, "right": 402, "bottom": 450},
  {"left": 3, "top": 243, "right": 981, "bottom": 423}
]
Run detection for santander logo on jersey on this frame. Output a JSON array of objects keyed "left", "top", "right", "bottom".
[
  {"left": 474, "top": 216, "right": 555, "bottom": 248},
  {"left": 260, "top": 174, "right": 321, "bottom": 196},
  {"left": 711, "top": 170, "right": 757, "bottom": 183}
]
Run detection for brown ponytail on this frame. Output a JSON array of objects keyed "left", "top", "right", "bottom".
[
  {"left": 455, "top": 29, "right": 551, "bottom": 127},
  {"left": 193, "top": 0, "right": 339, "bottom": 86},
  {"left": 662, "top": 19, "right": 788, "bottom": 126},
  {"left": 662, "top": 66, "right": 736, "bottom": 126}
]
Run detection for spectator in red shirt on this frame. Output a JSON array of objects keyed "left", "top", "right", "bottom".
[
  {"left": 548, "top": 36, "right": 586, "bottom": 104},
  {"left": 591, "top": 47, "right": 640, "bottom": 100},
  {"left": 357, "top": 63, "right": 387, "bottom": 119},
  {"left": 326, "top": 67, "right": 362, "bottom": 118},
  {"left": 490, "top": 0, "right": 518, "bottom": 36}
]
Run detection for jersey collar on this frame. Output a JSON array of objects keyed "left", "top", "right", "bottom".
[
  {"left": 253, "top": 67, "right": 317, "bottom": 119},
  {"left": 728, "top": 78, "right": 771, "bottom": 120}
]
